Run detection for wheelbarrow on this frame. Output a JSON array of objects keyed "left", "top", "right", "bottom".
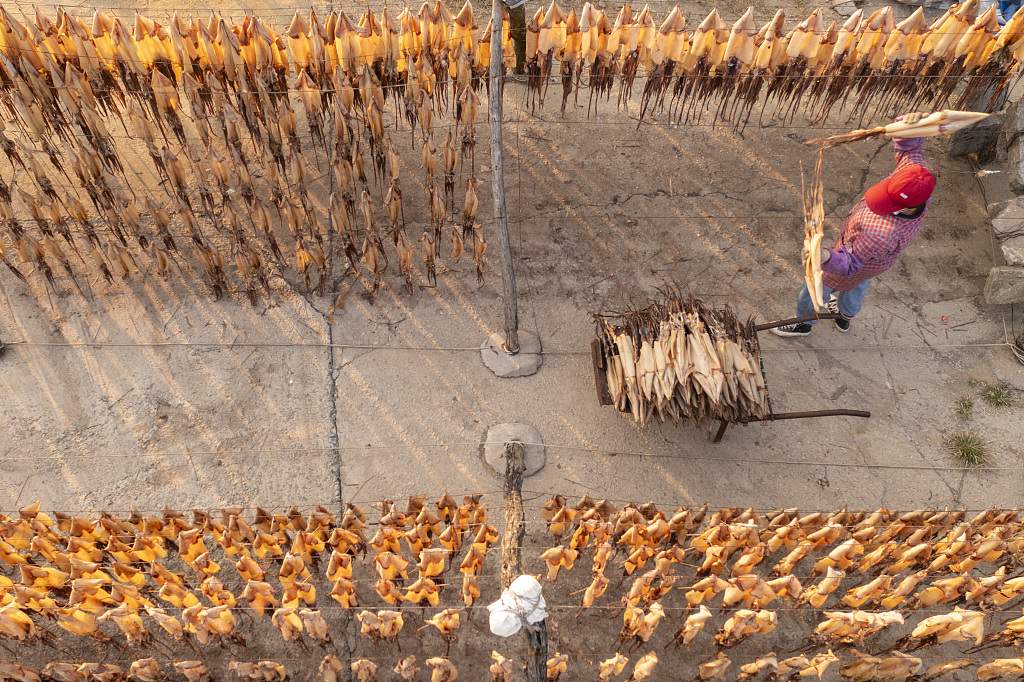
[{"left": 591, "top": 313, "right": 870, "bottom": 443}]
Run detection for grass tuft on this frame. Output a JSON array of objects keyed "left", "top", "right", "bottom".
[
  {"left": 955, "top": 396, "right": 973, "bottom": 420},
  {"left": 980, "top": 383, "right": 1013, "bottom": 408},
  {"left": 946, "top": 430, "right": 989, "bottom": 468}
]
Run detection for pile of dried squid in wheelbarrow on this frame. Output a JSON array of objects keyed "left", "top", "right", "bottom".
[{"left": 594, "top": 293, "right": 768, "bottom": 428}]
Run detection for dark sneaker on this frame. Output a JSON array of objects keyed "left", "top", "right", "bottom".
[
  {"left": 825, "top": 299, "right": 852, "bottom": 333},
  {"left": 771, "top": 323, "right": 813, "bottom": 337}
]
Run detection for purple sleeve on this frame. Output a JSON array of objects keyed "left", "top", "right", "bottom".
[
  {"left": 893, "top": 137, "right": 925, "bottom": 152},
  {"left": 822, "top": 247, "right": 863, "bottom": 277}
]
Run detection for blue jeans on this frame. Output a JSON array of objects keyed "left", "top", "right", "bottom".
[{"left": 796, "top": 279, "right": 870, "bottom": 324}]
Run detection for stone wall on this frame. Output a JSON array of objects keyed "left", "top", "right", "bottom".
[{"left": 978, "top": 101, "right": 1024, "bottom": 305}]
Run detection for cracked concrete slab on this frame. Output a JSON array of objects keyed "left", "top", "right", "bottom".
[
  {"left": 2, "top": 114, "right": 1022, "bottom": 517},
  {"left": 0, "top": 278, "right": 340, "bottom": 512}
]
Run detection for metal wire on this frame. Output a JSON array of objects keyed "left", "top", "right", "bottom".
[{"left": 0, "top": 439, "right": 1021, "bottom": 471}]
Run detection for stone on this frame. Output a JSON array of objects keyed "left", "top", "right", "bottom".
[
  {"left": 1002, "top": 236, "right": 1024, "bottom": 266},
  {"left": 482, "top": 423, "right": 545, "bottom": 477},
  {"left": 1009, "top": 99, "right": 1024, "bottom": 132},
  {"left": 834, "top": 0, "right": 857, "bottom": 16},
  {"left": 948, "top": 81, "right": 1007, "bottom": 160},
  {"left": 948, "top": 113, "right": 1004, "bottom": 158},
  {"left": 1009, "top": 139, "right": 1024, "bottom": 193},
  {"left": 976, "top": 164, "right": 1015, "bottom": 208},
  {"left": 989, "top": 199, "right": 1013, "bottom": 219},
  {"left": 992, "top": 201, "right": 1024, "bottom": 240},
  {"left": 983, "top": 266, "right": 1024, "bottom": 304},
  {"left": 480, "top": 330, "right": 542, "bottom": 377},
  {"left": 1004, "top": 99, "right": 1024, "bottom": 191},
  {"left": 996, "top": 101, "right": 1021, "bottom": 162},
  {"left": 996, "top": 130, "right": 1009, "bottom": 163}
]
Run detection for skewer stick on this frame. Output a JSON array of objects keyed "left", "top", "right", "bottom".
[{"left": 805, "top": 110, "right": 994, "bottom": 148}]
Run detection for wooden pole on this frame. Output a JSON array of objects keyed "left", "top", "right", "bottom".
[
  {"left": 500, "top": 441, "right": 546, "bottom": 682},
  {"left": 489, "top": 0, "right": 520, "bottom": 354},
  {"left": 525, "top": 625, "right": 548, "bottom": 682},
  {"left": 500, "top": 441, "right": 525, "bottom": 589}
]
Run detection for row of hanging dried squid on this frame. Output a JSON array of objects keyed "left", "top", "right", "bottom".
[{"left": 0, "top": 0, "right": 1020, "bottom": 306}]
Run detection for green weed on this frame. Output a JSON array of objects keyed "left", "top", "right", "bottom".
[
  {"left": 955, "top": 396, "right": 973, "bottom": 420},
  {"left": 946, "top": 430, "right": 989, "bottom": 468},
  {"left": 980, "top": 383, "right": 1013, "bottom": 408}
]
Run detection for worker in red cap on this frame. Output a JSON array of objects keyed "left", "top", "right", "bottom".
[{"left": 773, "top": 112, "right": 936, "bottom": 337}]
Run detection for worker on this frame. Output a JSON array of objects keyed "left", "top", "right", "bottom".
[
  {"left": 504, "top": 0, "right": 528, "bottom": 81},
  {"left": 773, "top": 112, "right": 935, "bottom": 337}
]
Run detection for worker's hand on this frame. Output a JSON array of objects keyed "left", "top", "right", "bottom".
[
  {"left": 897, "top": 112, "right": 925, "bottom": 125},
  {"left": 820, "top": 246, "right": 831, "bottom": 264},
  {"left": 893, "top": 112, "right": 927, "bottom": 151}
]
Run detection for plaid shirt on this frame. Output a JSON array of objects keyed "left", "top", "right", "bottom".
[{"left": 822, "top": 148, "right": 930, "bottom": 292}]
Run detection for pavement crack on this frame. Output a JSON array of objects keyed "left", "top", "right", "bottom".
[
  {"left": 327, "top": 319, "right": 343, "bottom": 518},
  {"left": 953, "top": 470, "right": 968, "bottom": 507},
  {"left": 280, "top": 273, "right": 344, "bottom": 522},
  {"left": 611, "top": 189, "right": 671, "bottom": 204}
]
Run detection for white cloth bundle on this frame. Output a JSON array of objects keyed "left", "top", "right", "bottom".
[{"left": 487, "top": 575, "right": 548, "bottom": 637}]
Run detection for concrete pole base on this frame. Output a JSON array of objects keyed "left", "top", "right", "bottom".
[
  {"left": 480, "top": 330, "right": 542, "bottom": 378},
  {"left": 482, "top": 423, "right": 545, "bottom": 477}
]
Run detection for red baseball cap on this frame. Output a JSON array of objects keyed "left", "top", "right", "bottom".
[{"left": 864, "top": 164, "right": 936, "bottom": 215}]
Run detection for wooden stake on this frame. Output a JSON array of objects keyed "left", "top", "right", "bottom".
[
  {"left": 501, "top": 441, "right": 547, "bottom": 682},
  {"left": 501, "top": 441, "right": 525, "bottom": 589},
  {"left": 525, "top": 624, "right": 548, "bottom": 682},
  {"left": 489, "top": 0, "right": 520, "bottom": 354}
]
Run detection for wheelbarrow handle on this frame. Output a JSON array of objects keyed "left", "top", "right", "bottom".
[
  {"left": 753, "top": 409, "right": 871, "bottom": 421},
  {"left": 714, "top": 408, "right": 871, "bottom": 442},
  {"left": 755, "top": 313, "right": 844, "bottom": 332}
]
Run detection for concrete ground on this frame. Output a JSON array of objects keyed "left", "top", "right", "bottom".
[
  {"left": 1, "top": 0, "right": 1024, "bottom": 678},
  {"left": 2, "top": 94, "right": 1021, "bottom": 516}
]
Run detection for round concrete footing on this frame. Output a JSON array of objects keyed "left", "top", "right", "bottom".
[
  {"left": 482, "top": 423, "right": 545, "bottom": 477},
  {"left": 480, "top": 330, "right": 542, "bottom": 378}
]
